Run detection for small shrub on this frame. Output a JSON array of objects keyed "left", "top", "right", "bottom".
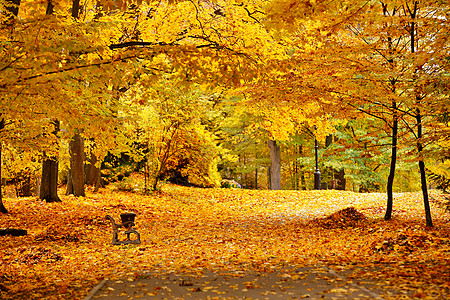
[{"left": 221, "top": 179, "right": 242, "bottom": 189}]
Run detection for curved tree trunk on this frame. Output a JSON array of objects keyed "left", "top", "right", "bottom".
[
  {"left": 268, "top": 140, "right": 281, "bottom": 190},
  {"left": 66, "top": 133, "right": 85, "bottom": 197},
  {"left": 416, "top": 110, "right": 433, "bottom": 227},
  {"left": 408, "top": 3, "right": 432, "bottom": 227},
  {"left": 385, "top": 106, "right": 398, "bottom": 220}
]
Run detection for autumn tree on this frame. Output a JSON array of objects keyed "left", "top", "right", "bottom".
[
  {"left": 0, "top": 0, "right": 23, "bottom": 212},
  {"left": 120, "top": 79, "right": 222, "bottom": 191},
  {"left": 261, "top": 0, "right": 449, "bottom": 226},
  {"left": 64, "top": 0, "right": 86, "bottom": 198}
]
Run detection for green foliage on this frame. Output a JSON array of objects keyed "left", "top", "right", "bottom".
[
  {"left": 214, "top": 95, "right": 271, "bottom": 189},
  {"left": 220, "top": 179, "right": 242, "bottom": 188},
  {"left": 112, "top": 173, "right": 145, "bottom": 193},
  {"left": 101, "top": 163, "right": 135, "bottom": 184}
]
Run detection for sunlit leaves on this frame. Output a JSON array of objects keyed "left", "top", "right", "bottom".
[
  {"left": 1, "top": 185, "right": 449, "bottom": 299},
  {"left": 120, "top": 80, "right": 223, "bottom": 189}
]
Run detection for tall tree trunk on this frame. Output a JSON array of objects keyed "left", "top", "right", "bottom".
[
  {"left": 66, "top": 133, "right": 85, "bottom": 196},
  {"left": 381, "top": 2, "right": 400, "bottom": 220},
  {"left": 40, "top": 155, "right": 61, "bottom": 202},
  {"left": 65, "top": 0, "right": 86, "bottom": 196},
  {"left": 416, "top": 109, "right": 433, "bottom": 227},
  {"left": 407, "top": 2, "right": 433, "bottom": 227},
  {"left": 71, "top": 0, "right": 80, "bottom": 18},
  {"left": 152, "top": 176, "right": 159, "bottom": 191},
  {"left": 255, "top": 158, "right": 258, "bottom": 190},
  {"left": 0, "top": 119, "right": 7, "bottom": 213},
  {"left": 268, "top": 140, "right": 281, "bottom": 190},
  {"left": 39, "top": 120, "right": 61, "bottom": 202},
  {"left": 385, "top": 103, "right": 398, "bottom": 220}
]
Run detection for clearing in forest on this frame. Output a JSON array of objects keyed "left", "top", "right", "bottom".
[{"left": 0, "top": 185, "right": 449, "bottom": 299}]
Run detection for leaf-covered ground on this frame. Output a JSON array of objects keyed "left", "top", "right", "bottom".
[{"left": 1, "top": 184, "right": 449, "bottom": 299}]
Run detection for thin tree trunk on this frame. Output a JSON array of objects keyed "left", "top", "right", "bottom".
[
  {"left": 144, "top": 157, "right": 149, "bottom": 194},
  {"left": 0, "top": 128, "right": 7, "bottom": 213},
  {"left": 255, "top": 153, "right": 258, "bottom": 189},
  {"left": 239, "top": 154, "right": 243, "bottom": 187},
  {"left": 66, "top": 133, "right": 85, "bottom": 197},
  {"left": 301, "top": 172, "right": 306, "bottom": 190},
  {"left": 408, "top": 2, "right": 432, "bottom": 227},
  {"left": 268, "top": 140, "right": 281, "bottom": 190},
  {"left": 416, "top": 109, "right": 433, "bottom": 227},
  {"left": 385, "top": 103, "right": 398, "bottom": 220}
]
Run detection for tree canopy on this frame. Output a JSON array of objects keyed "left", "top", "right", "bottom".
[{"left": 0, "top": 0, "right": 448, "bottom": 225}]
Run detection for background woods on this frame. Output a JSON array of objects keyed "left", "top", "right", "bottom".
[{"left": 0, "top": 0, "right": 448, "bottom": 218}]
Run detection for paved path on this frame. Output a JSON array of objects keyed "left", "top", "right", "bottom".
[{"left": 84, "top": 266, "right": 394, "bottom": 300}]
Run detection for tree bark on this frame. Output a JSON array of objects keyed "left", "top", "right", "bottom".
[
  {"left": 0, "top": 119, "right": 8, "bottom": 213},
  {"left": 3, "top": 0, "right": 21, "bottom": 26},
  {"left": 416, "top": 109, "right": 433, "bottom": 227},
  {"left": 40, "top": 154, "right": 61, "bottom": 202},
  {"left": 71, "top": 0, "right": 80, "bottom": 19},
  {"left": 255, "top": 166, "right": 258, "bottom": 189},
  {"left": 268, "top": 140, "right": 281, "bottom": 190},
  {"left": 381, "top": 3, "right": 399, "bottom": 220},
  {"left": 39, "top": 120, "right": 61, "bottom": 202},
  {"left": 385, "top": 103, "right": 398, "bottom": 220},
  {"left": 66, "top": 133, "right": 85, "bottom": 197},
  {"left": 408, "top": 2, "right": 432, "bottom": 227}
]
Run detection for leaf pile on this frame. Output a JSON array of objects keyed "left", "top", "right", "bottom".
[
  {"left": 309, "top": 207, "right": 367, "bottom": 229},
  {"left": 0, "top": 185, "right": 449, "bottom": 299}
]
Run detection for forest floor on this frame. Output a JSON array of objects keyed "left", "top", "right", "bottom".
[{"left": 0, "top": 183, "right": 449, "bottom": 299}]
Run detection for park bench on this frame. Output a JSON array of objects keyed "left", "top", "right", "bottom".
[{"left": 106, "top": 213, "right": 141, "bottom": 245}]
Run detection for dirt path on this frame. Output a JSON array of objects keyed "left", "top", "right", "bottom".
[{"left": 84, "top": 265, "right": 395, "bottom": 300}]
